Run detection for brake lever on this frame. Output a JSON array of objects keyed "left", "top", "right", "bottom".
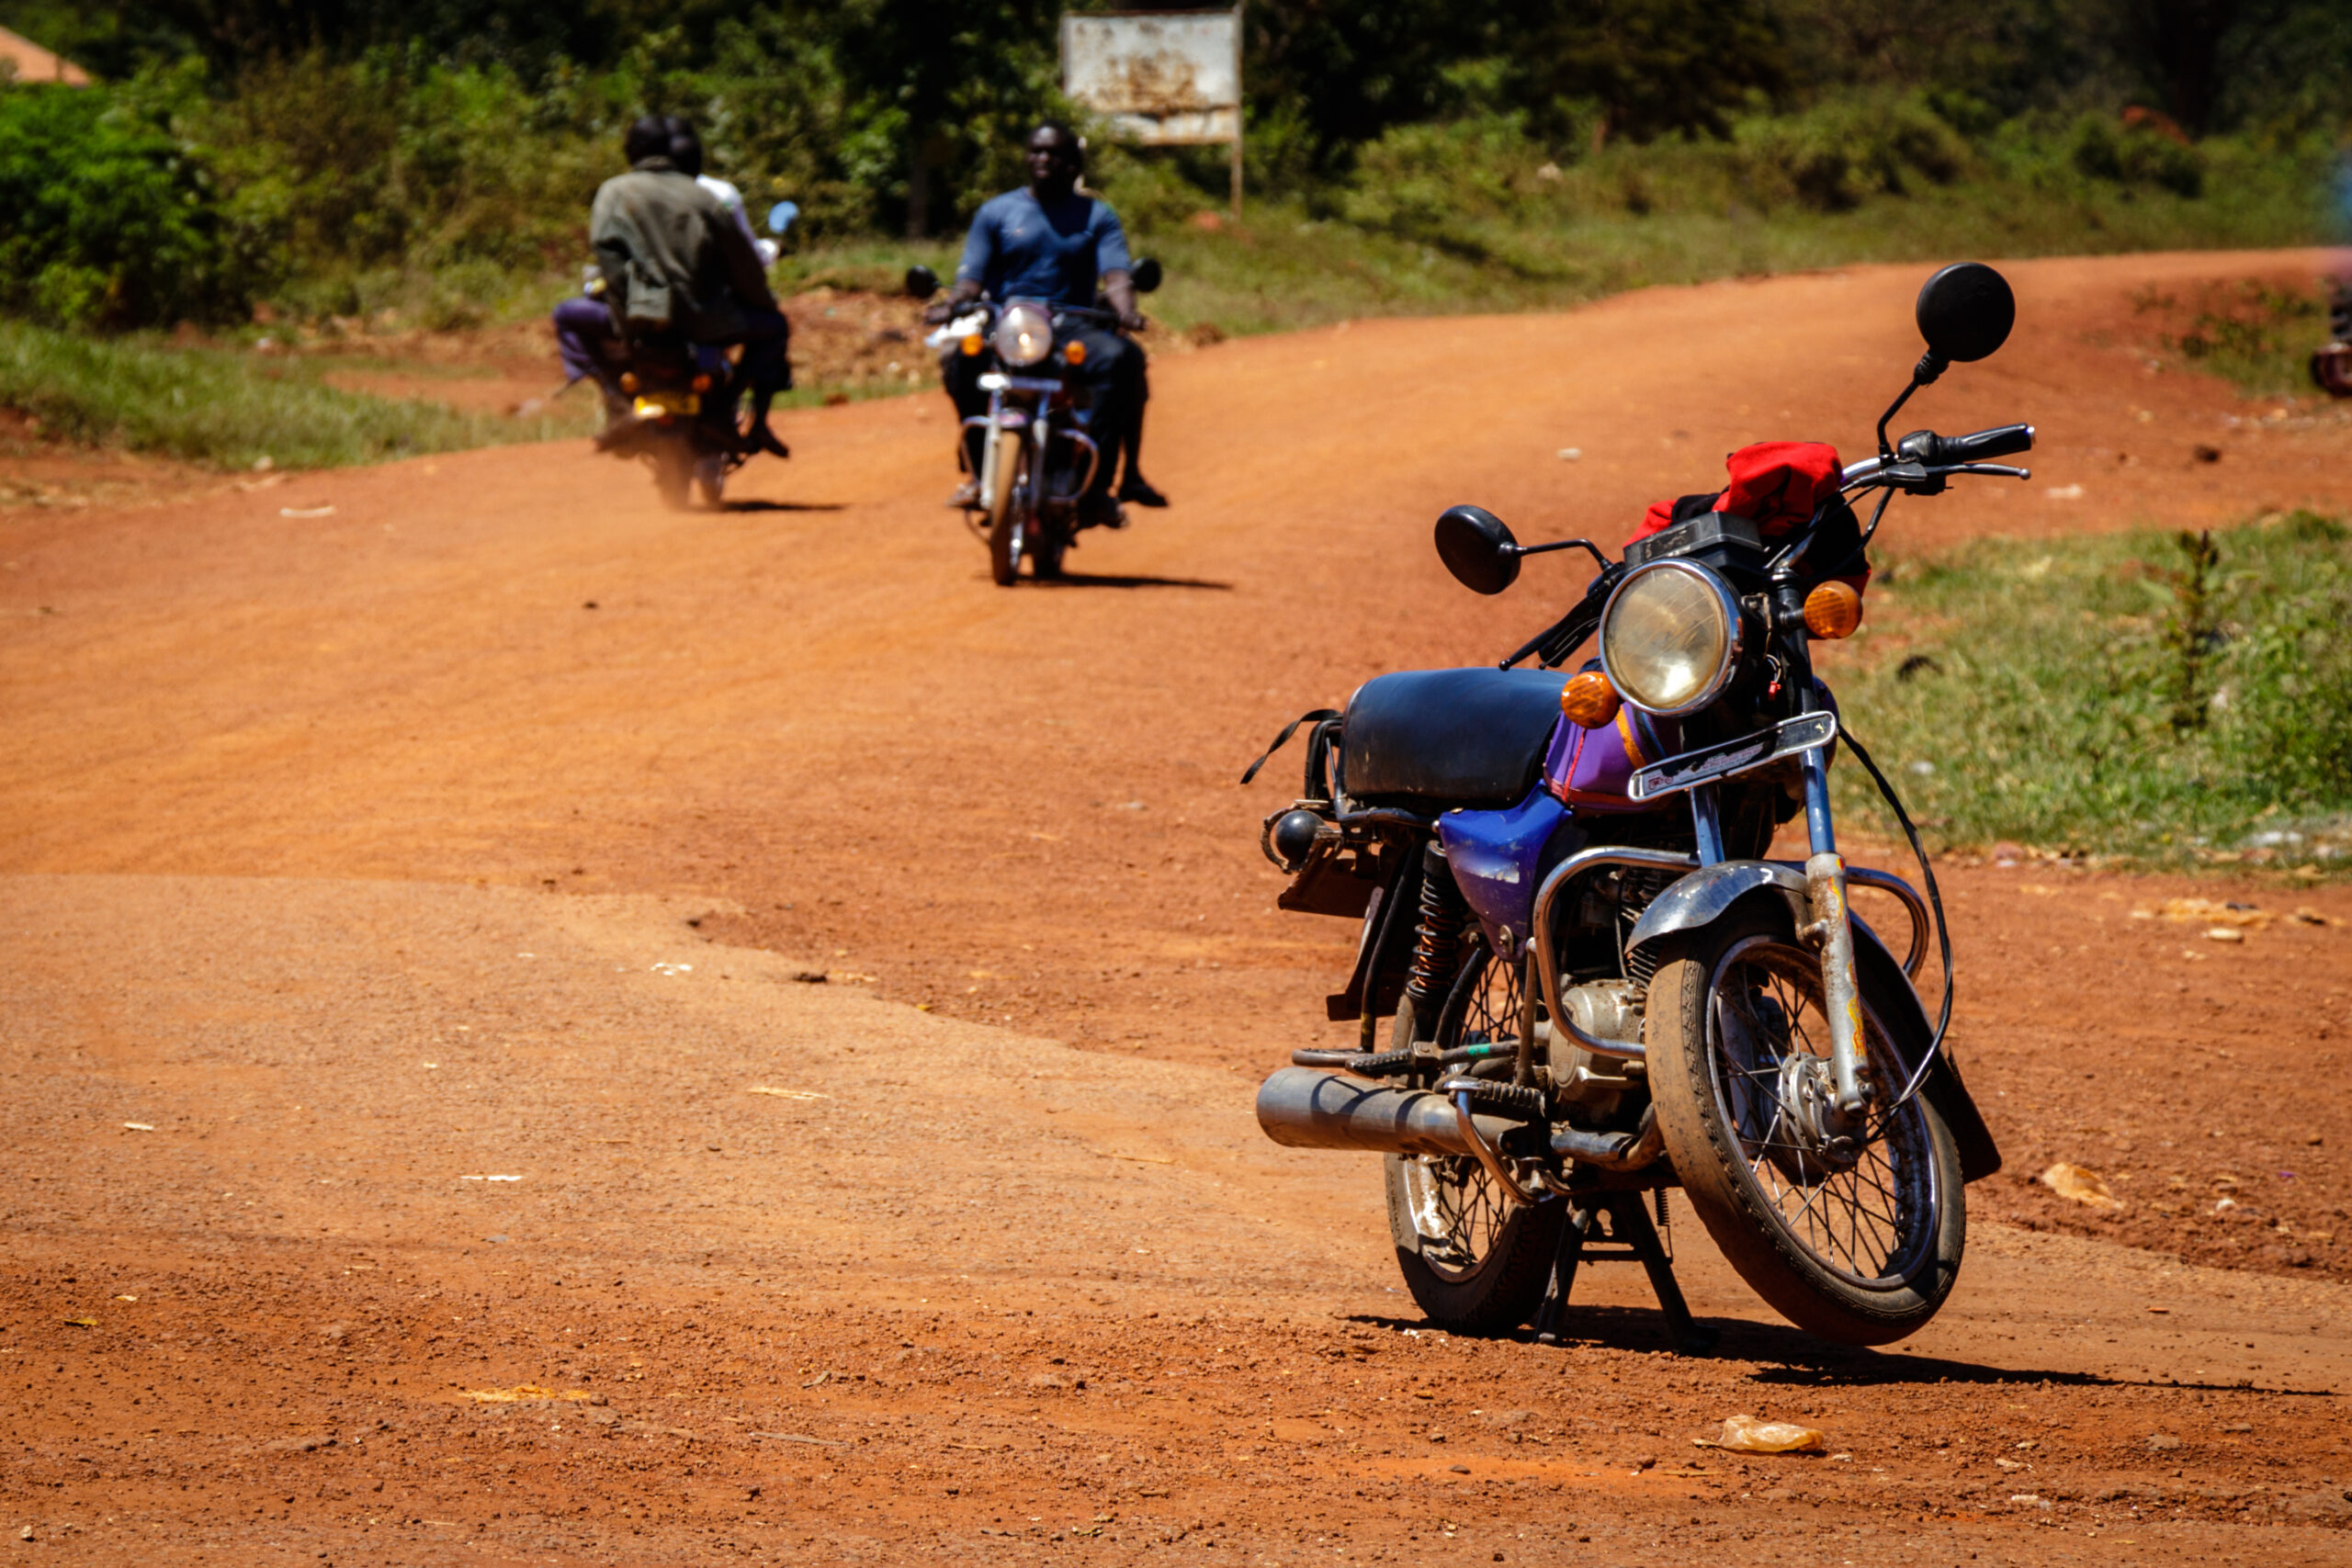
[{"left": 1941, "top": 462, "right": 2031, "bottom": 480}]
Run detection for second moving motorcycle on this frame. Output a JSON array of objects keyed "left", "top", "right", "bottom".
[
  {"left": 590, "top": 201, "right": 798, "bottom": 510},
  {"left": 1246, "top": 263, "right": 2029, "bottom": 1348},
  {"left": 905, "top": 259, "right": 1160, "bottom": 585}
]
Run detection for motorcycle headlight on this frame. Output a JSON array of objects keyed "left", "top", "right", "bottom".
[
  {"left": 992, "top": 302, "right": 1055, "bottom": 368},
  {"left": 1600, "top": 559, "right": 1743, "bottom": 716}
]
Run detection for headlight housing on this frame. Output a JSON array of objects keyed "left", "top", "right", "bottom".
[
  {"left": 1600, "top": 559, "right": 1743, "bottom": 716},
  {"left": 993, "top": 302, "right": 1055, "bottom": 367}
]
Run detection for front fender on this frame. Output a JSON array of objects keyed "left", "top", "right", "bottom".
[
  {"left": 1624, "top": 861, "right": 1807, "bottom": 958},
  {"left": 1624, "top": 861, "right": 2002, "bottom": 1184}
]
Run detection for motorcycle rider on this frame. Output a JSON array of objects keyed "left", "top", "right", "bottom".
[
  {"left": 669, "top": 118, "right": 779, "bottom": 277},
  {"left": 926, "top": 122, "right": 1166, "bottom": 522},
  {"left": 568, "top": 114, "right": 791, "bottom": 457}
]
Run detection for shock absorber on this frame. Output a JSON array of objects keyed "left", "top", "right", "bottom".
[{"left": 1402, "top": 842, "right": 1467, "bottom": 1038}]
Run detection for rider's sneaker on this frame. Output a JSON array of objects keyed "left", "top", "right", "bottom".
[
  {"left": 1080, "top": 494, "right": 1127, "bottom": 530},
  {"left": 745, "top": 423, "right": 790, "bottom": 459},
  {"left": 948, "top": 479, "right": 980, "bottom": 509},
  {"left": 1116, "top": 474, "right": 1170, "bottom": 508}
]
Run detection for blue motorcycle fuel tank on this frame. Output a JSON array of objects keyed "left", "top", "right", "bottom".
[{"left": 1436, "top": 786, "right": 1583, "bottom": 960}]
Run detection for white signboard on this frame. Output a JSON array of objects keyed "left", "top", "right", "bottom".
[{"left": 1060, "top": 10, "right": 1241, "bottom": 146}]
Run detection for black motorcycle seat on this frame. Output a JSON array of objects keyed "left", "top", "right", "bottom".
[{"left": 1340, "top": 668, "right": 1568, "bottom": 807}]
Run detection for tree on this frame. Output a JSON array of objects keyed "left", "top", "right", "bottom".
[
  {"left": 1503, "top": 0, "right": 1790, "bottom": 151},
  {"left": 829, "top": 0, "right": 1062, "bottom": 237}
]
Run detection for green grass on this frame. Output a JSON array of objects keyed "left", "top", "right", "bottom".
[
  {"left": 0, "top": 319, "right": 599, "bottom": 469},
  {"left": 2133, "top": 277, "right": 2331, "bottom": 398},
  {"left": 1822, "top": 512, "right": 2352, "bottom": 872}
]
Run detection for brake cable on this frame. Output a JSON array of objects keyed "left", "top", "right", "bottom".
[{"left": 1832, "top": 724, "right": 1954, "bottom": 1118}]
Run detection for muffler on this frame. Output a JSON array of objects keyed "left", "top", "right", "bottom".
[{"left": 1255, "top": 1066, "right": 1521, "bottom": 1158}]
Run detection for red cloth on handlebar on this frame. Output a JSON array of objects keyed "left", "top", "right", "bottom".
[{"left": 1628, "top": 440, "right": 1866, "bottom": 589}]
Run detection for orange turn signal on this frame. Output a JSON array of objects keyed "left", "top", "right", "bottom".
[
  {"left": 1561, "top": 669, "right": 1622, "bottom": 728},
  {"left": 1064, "top": 340, "right": 1087, "bottom": 366},
  {"left": 618, "top": 372, "right": 639, "bottom": 393},
  {"left": 960, "top": 333, "right": 984, "bottom": 356},
  {"left": 1803, "top": 580, "right": 1865, "bottom": 639},
  {"left": 691, "top": 373, "right": 712, "bottom": 393}
]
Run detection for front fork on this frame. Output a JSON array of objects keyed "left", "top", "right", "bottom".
[
  {"left": 1688, "top": 716, "right": 1870, "bottom": 1120},
  {"left": 971, "top": 392, "right": 1102, "bottom": 510},
  {"left": 1799, "top": 747, "right": 1871, "bottom": 1117}
]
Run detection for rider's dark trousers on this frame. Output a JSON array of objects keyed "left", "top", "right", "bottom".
[
  {"left": 731, "top": 308, "right": 794, "bottom": 406},
  {"left": 554, "top": 296, "right": 792, "bottom": 418},
  {"left": 554, "top": 296, "right": 628, "bottom": 409},
  {"left": 939, "top": 323, "right": 1136, "bottom": 498}
]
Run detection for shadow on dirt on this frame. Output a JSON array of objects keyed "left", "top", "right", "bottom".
[
  {"left": 718, "top": 500, "right": 849, "bottom": 513},
  {"left": 1034, "top": 571, "right": 1233, "bottom": 591},
  {"left": 1344, "top": 1308, "right": 2333, "bottom": 1396}
]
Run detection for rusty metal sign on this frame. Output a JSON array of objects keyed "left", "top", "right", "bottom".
[{"left": 1060, "top": 10, "right": 1241, "bottom": 146}]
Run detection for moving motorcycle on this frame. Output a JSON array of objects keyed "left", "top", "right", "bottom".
[
  {"left": 589, "top": 200, "right": 799, "bottom": 510},
  {"left": 905, "top": 258, "right": 1160, "bottom": 586},
  {"left": 1246, "top": 264, "right": 2027, "bottom": 1348},
  {"left": 2312, "top": 276, "right": 2352, "bottom": 399}
]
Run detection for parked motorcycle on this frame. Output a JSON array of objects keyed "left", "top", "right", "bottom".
[
  {"left": 2311, "top": 276, "right": 2352, "bottom": 399},
  {"left": 588, "top": 200, "right": 799, "bottom": 510},
  {"left": 905, "top": 259, "right": 1160, "bottom": 585},
  {"left": 1245, "top": 264, "right": 2028, "bottom": 1348}
]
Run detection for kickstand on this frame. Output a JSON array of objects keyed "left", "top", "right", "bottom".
[
  {"left": 1531, "top": 1201, "right": 1594, "bottom": 1346},
  {"left": 1531, "top": 1190, "right": 1717, "bottom": 1355},
  {"left": 1606, "top": 1192, "right": 1719, "bottom": 1354}
]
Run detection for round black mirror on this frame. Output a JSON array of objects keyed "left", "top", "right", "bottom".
[
  {"left": 903, "top": 265, "right": 940, "bottom": 299},
  {"left": 1916, "top": 262, "right": 2015, "bottom": 364},
  {"left": 1434, "top": 504, "right": 1521, "bottom": 595},
  {"left": 1128, "top": 256, "right": 1163, "bottom": 294}
]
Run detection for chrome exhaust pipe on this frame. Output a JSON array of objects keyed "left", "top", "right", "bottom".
[{"left": 1255, "top": 1066, "right": 1522, "bottom": 1158}]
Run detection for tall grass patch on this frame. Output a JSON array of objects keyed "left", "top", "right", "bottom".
[
  {"left": 1826, "top": 513, "right": 2352, "bottom": 872},
  {"left": 0, "top": 321, "right": 595, "bottom": 469}
]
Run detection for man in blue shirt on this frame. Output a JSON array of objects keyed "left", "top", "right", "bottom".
[{"left": 926, "top": 123, "right": 1166, "bottom": 523}]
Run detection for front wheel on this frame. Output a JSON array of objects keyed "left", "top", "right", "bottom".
[
  {"left": 1645, "top": 897, "right": 1965, "bottom": 1345},
  {"left": 984, "top": 429, "right": 1026, "bottom": 586}
]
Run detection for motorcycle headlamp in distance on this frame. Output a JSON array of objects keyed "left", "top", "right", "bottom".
[
  {"left": 993, "top": 302, "right": 1055, "bottom": 367},
  {"left": 1600, "top": 558, "right": 1742, "bottom": 716}
]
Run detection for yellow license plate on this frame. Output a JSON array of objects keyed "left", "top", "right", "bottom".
[{"left": 633, "top": 391, "right": 699, "bottom": 418}]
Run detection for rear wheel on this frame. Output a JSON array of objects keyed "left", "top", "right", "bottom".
[
  {"left": 650, "top": 439, "right": 693, "bottom": 512},
  {"left": 984, "top": 429, "right": 1026, "bottom": 586},
  {"left": 1030, "top": 521, "right": 1069, "bottom": 580},
  {"left": 1385, "top": 945, "right": 1562, "bottom": 1332},
  {"left": 1645, "top": 898, "right": 1965, "bottom": 1345},
  {"left": 693, "top": 453, "right": 727, "bottom": 510}
]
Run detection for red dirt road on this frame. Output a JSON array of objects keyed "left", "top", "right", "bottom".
[{"left": 5, "top": 250, "right": 2352, "bottom": 1563}]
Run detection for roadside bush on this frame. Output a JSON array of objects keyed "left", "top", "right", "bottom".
[
  {"left": 1339, "top": 114, "right": 1541, "bottom": 242},
  {"left": 0, "top": 81, "right": 248, "bottom": 328},
  {"left": 1733, "top": 93, "right": 1973, "bottom": 211},
  {"left": 2069, "top": 112, "right": 2205, "bottom": 197},
  {"left": 190, "top": 52, "right": 616, "bottom": 281}
]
